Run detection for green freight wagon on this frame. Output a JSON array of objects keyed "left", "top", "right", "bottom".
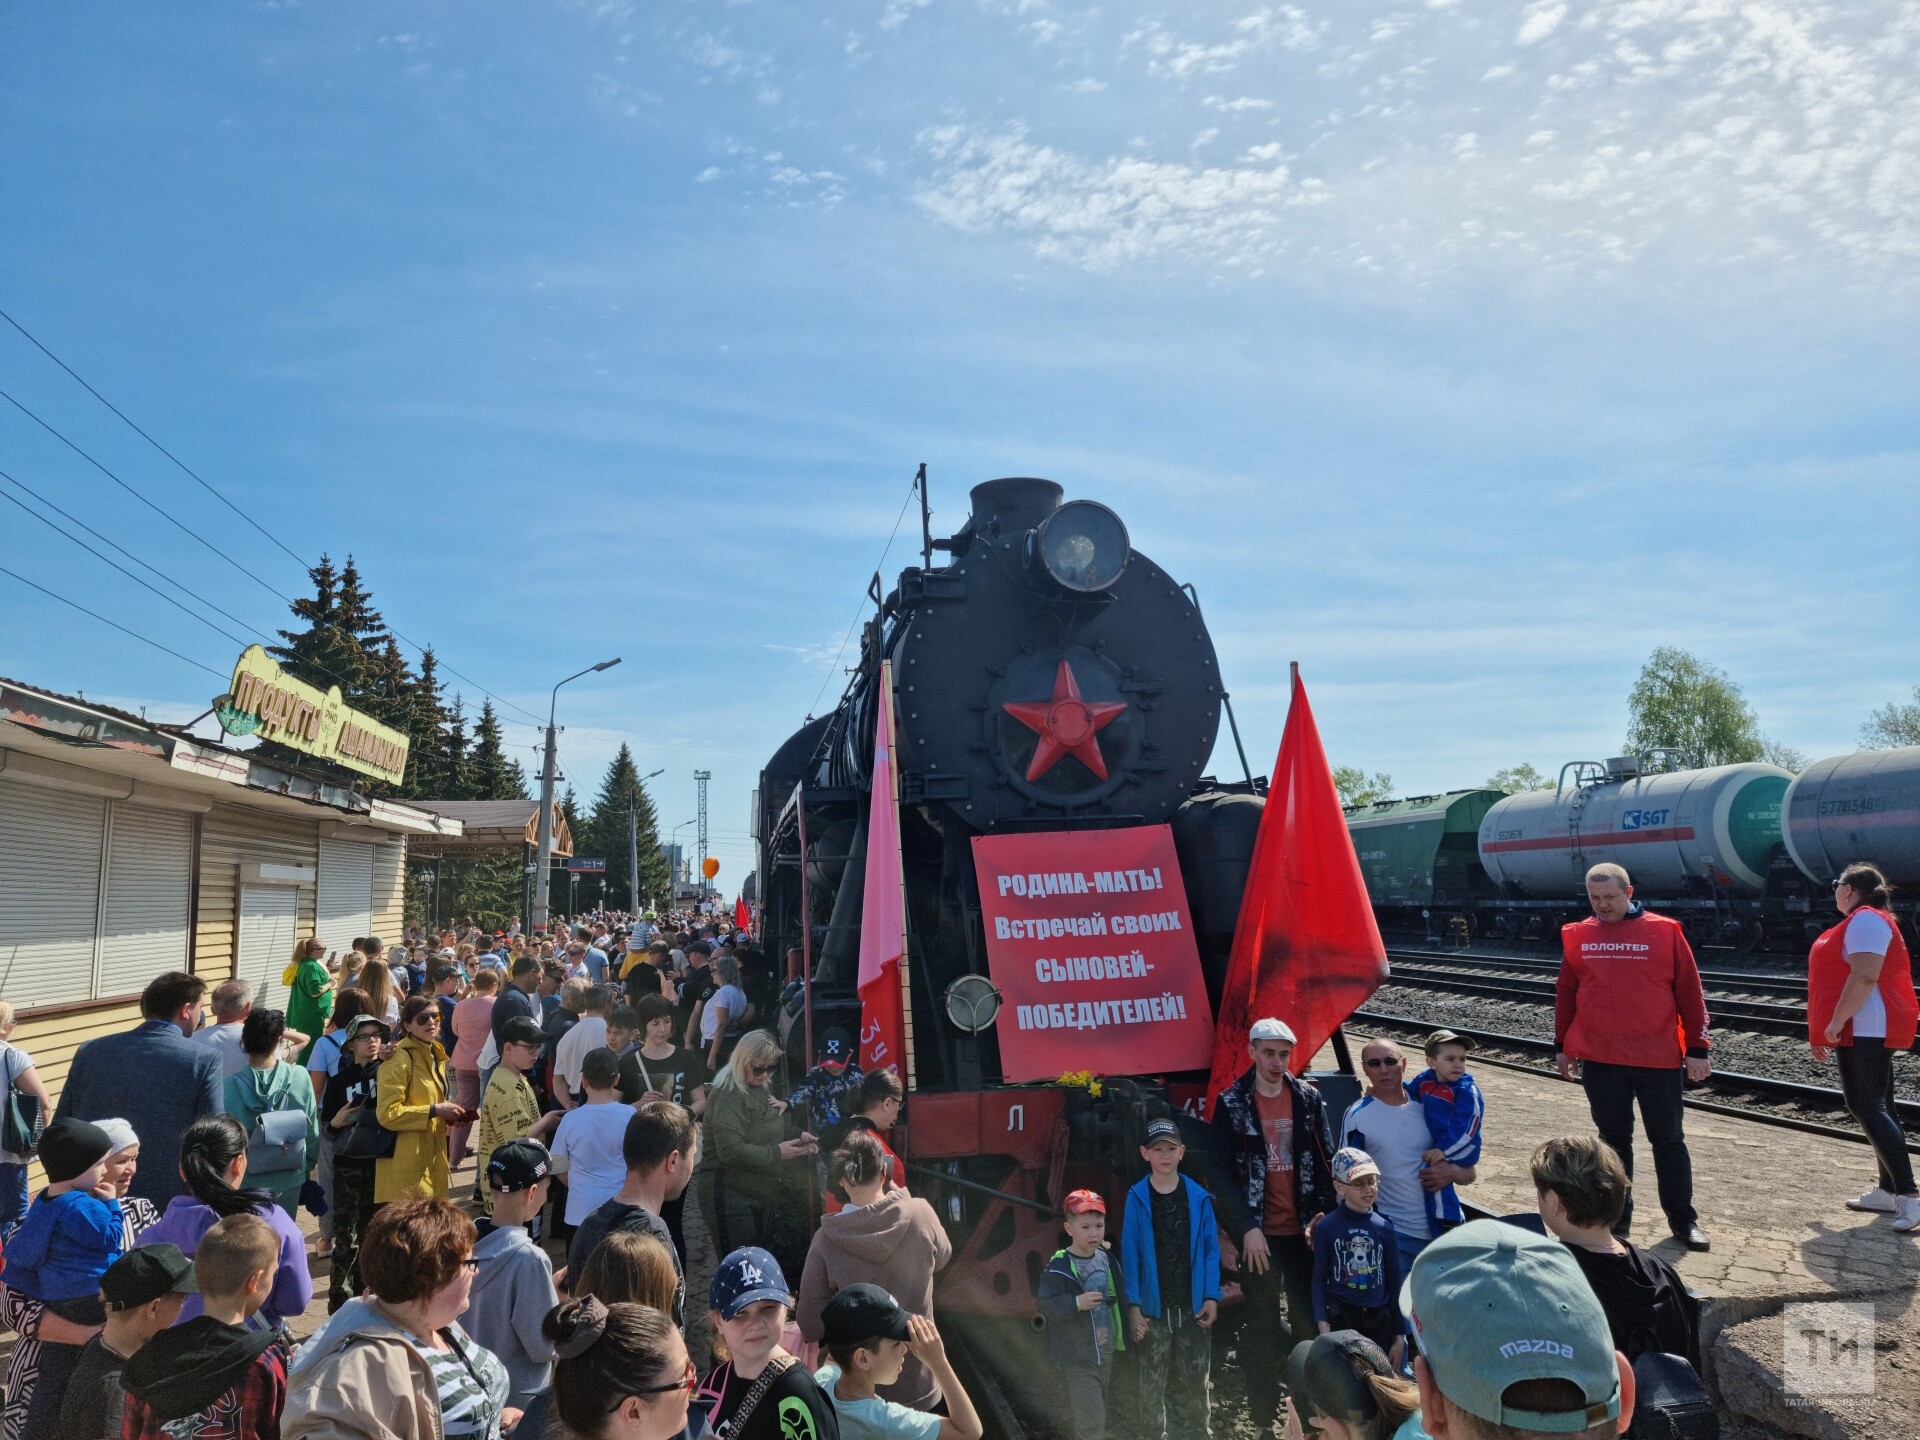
[{"left": 1345, "top": 789, "right": 1505, "bottom": 932}]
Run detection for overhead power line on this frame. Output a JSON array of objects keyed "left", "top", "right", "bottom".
[
  {"left": 0, "top": 385, "right": 296, "bottom": 604},
  {"left": 0, "top": 464, "right": 267, "bottom": 641},
  {"left": 0, "top": 564, "right": 227, "bottom": 680},
  {"left": 0, "top": 305, "right": 310, "bottom": 567},
  {"left": 0, "top": 309, "right": 552, "bottom": 728},
  {"left": 0, "top": 480, "right": 255, "bottom": 651}
]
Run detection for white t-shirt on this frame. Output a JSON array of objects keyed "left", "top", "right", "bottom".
[
  {"left": 554, "top": 1016, "right": 609, "bottom": 1094},
  {"left": 192, "top": 1022, "right": 250, "bottom": 1079},
  {"left": 1845, "top": 910, "right": 1895, "bottom": 1039},
  {"left": 701, "top": 985, "right": 749, "bottom": 1043},
  {"left": 1341, "top": 1092, "right": 1435, "bottom": 1242},
  {"left": 550, "top": 1100, "right": 635, "bottom": 1224}
]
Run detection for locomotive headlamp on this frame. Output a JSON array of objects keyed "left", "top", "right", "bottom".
[
  {"left": 1032, "top": 500, "right": 1129, "bottom": 593},
  {"left": 943, "top": 974, "right": 1003, "bottom": 1033}
]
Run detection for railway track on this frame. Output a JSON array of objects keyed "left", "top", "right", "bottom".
[
  {"left": 1352, "top": 1006, "right": 1920, "bottom": 1152},
  {"left": 1383, "top": 950, "right": 1809, "bottom": 1038},
  {"left": 1388, "top": 946, "right": 1808, "bottom": 999}
]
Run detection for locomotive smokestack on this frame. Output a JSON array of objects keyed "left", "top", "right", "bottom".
[{"left": 969, "top": 477, "right": 1063, "bottom": 537}]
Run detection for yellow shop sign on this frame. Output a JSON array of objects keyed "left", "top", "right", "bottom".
[{"left": 214, "top": 645, "right": 410, "bottom": 786}]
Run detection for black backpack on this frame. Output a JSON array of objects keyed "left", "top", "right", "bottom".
[{"left": 1629, "top": 1351, "right": 1717, "bottom": 1440}]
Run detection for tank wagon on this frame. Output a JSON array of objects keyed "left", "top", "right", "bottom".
[{"left": 1350, "top": 747, "right": 1920, "bottom": 949}]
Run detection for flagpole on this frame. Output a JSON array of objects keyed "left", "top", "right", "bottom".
[
  {"left": 794, "top": 781, "right": 815, "bottom": 1067},
  {"left": 879, "top": 659, "right": 917, "bottom": 1091}
]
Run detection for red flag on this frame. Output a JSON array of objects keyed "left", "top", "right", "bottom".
[
  {"left": 1205, "top": 667, "right": 1387, "bottom": 1113},
  {"left": 735, "top": 896, "right": 751, "bottom": 934},
  {"left": 856, "top": 660, "right": 908, "bottom": 1079}
]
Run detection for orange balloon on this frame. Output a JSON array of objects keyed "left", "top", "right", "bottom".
[{"left": 702, "top": 856, "right": 721, "bottom": 879}]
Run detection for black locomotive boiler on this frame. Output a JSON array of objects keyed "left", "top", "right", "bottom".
[{"left": 755, "top": 476, "right": 1287, "bottom": 1321}]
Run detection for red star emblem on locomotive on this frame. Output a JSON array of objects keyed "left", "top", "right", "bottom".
[{"left": 1001, "top": 659, "right": 1128, "bottom": 781}]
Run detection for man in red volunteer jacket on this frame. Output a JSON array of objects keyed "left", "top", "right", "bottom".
[{"left": 1555, "top": 862, "right": 1713, "bottom": 1251}]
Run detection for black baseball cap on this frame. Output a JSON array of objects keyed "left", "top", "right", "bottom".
[
  {"left": 487, "top": 1139, "right": 553, "bottom": 1194},
  {"left": 821, "top": 1283, "right": 913, "bottom": 1346},
  {"left": 101, "top": 1243, "right": 198, "bottom": 1309},
  {"left": 499, "top": 1017, "right": 548, "bottom": 1048},
  {"left": 1144, "top": 1118, "right": 1182, "bottom": 1145},
  {"left": 582, "top": 1047, "right": 622, "bottom": 1088}
]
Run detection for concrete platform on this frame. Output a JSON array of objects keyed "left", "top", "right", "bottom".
[{"left": 1325, "top": 1044, "right": 1920, "bottom": 1436}]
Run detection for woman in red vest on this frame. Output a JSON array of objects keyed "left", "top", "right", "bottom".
[{"left": 1808, "top": 861, "right": 1920, "bottom": 1232}]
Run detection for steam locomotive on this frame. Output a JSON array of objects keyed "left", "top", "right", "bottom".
[{"left": 754, "top": 477, "right": 1281, "bottom": 1318}]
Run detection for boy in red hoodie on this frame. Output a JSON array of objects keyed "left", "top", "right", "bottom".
[{"left": 120, "top": 1215, "right": 287, "bottom": 1440}]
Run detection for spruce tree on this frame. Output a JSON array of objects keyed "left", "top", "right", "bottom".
[
  {"left": 582, "top": 745, "right": 671, "bottom": 909},
  {"left": 406, "top": 650, "right": 452, "bottom": 797},
  {"left": 444, "top": 697, "right": 474, "bottom": 800},
  {"left": 470, "top": 701, "right": 530, "bottom": 801}
]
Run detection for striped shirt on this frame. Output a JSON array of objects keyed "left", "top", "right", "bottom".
[{"left": 408, "top": 1327, "right": 509, "bottom": 1440}]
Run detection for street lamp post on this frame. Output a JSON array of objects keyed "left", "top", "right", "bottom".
[
  {"left": 670, "top": 820, "right": 695, "bottom": 890},
  {"left": 630, "top": 768, "right": 665, "bottom": 911},
  {"left": 533, "top": 658, "right": 621, "bottom": 930}
]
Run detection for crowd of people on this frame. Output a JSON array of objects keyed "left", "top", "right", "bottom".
[{"left": 0, "top": 853, "right": 1909, "bottom": 1440}]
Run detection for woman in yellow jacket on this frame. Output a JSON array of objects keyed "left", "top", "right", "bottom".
[{"left": 375, "top": 996, "right": 463, "bottom": 1202}]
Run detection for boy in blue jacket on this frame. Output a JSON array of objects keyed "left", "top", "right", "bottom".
[
  {"left": 1036, "top": 1190, "right": 1123, "bottom": 1440},
  {"left": 1409, "top": 1029, "right": 1485, "bottom": 1228},
  {"left": 4, "top": 1118, "right": 124, "bottom": 1320},
  {"left": 1120, "top": 1118, "right": 1221, "bottom": 1440}
]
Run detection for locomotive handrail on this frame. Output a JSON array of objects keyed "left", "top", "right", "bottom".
[{"left": 903, "top": 1160, "right": 1057, "bottom": 1215}]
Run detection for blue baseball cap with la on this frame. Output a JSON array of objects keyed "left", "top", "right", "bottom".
[{"left": 711, "top": 1247, "right": 790, "bottom": 1321}]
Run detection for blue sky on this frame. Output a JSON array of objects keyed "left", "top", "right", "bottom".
[{"left": 2, "top": 0, "right": 1916, "bottom": 882}]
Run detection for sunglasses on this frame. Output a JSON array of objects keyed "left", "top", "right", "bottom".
[
  {"left": 624, "top": 1358, "right": 699, "bottom": 1398},
  {"left": 749, "top": 1062, "right": 778, "bottom": 1077},
  {"left": 1363, "top": 1056, "right": 1402, "bottom": 1069}
]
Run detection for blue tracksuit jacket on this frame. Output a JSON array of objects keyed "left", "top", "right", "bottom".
[{"left": 1407, "top": 1068, "right": 1483, "bottom": 1225}]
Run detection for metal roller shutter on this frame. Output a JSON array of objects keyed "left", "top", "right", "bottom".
[
  {"left": 316, "top": 839, "right": 375, "bottom": 959},
  {"left": 237, "top": 885, "right": 300, "bottom": 1009},
  {"left": 0, "top": 777, "right": 106, "bottom": 1009},
  {"left": 98, "top": 804, "right": 194, "bottom": 999}
]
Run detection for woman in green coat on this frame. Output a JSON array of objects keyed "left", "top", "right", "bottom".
[
  {"left": 696, "top": 1028, "right": 818, "bottom": 1282},
  {"left": 223, "top": 1007, "right": 322, "bottom": 1218},
  {"left": 282, "top": 935, "right": 336, "bottom": 1065}
]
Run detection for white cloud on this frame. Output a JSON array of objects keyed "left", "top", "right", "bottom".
[
  {"left": 1517, "top": 0, "right": 1568, "bottom": 45},
  {"left": 1124, "top": 7, "right": 1324, "bottom": 77},
  {"left": 880, "top": 0, "right": 931, "bottom": 31},
  {"left": 1061, "top": 76, "right": 1109, "bottom": 93},
  {"left": 908, "top": 0, "right": 1920, "bottom": 288},
  {"left": 695, "top": 166, "right": 722, "bottom": 182},
  {"left": 914, "top": 123, "right": 1325, "bottom": 270}
]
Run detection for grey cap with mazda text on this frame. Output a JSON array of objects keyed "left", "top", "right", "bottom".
[{"left": 1400, "top": 1220, "right": 1620, "bottom": 1434}]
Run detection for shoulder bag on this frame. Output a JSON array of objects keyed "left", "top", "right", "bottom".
[
  {"left": 246, "top": 1105, "right": 309, "bottom": 1175},
  {"left": 336, "top": 1071, "right": 398, "bottom": 1160},
  {"left": 712, "top": 1358, "right": 791, "bottom": 1440},
  {"left": 2, "top": 1046, "right": 43, "bottom": 1157}
]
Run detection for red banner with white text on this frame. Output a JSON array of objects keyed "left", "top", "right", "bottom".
[{"left": 972, "top": 825, "right": 1216, "bottom": 1083}]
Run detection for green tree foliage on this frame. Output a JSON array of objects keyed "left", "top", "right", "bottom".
[
  {"left": 1759, "top": 737, "right": 1808, "bottom": 772},
  {"left": 1485, "top": 763, "right": 1553, "bottom": 793},
  {"left": 1623, "top": 647, "right": 1763, "bottom": 769},
  {"left": 469, "top": 701, "right": 529, "bottom": 801},
  {"left": 580, "top": 744, "right": 672, "bottom": 910},
  {"left": 1333, "top": 766, "right": 1394, "bottom": 806},
  {"left": 1861, "top": 687, "right": 1920, "bottom": 749}
]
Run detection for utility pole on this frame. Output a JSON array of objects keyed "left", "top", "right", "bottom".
[
  {"left": 694, "top": 770, "right": 711, "bottom": 898},
  {"left": 628, "top": 803, "right": 639, "bottom": 912},
  {"left": 533, "top": 658, "right": 621, "bottom": 930}
]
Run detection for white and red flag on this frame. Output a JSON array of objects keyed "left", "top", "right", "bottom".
[{"left": 857, "top": 659, "right": 908, "bottom": 1078}]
